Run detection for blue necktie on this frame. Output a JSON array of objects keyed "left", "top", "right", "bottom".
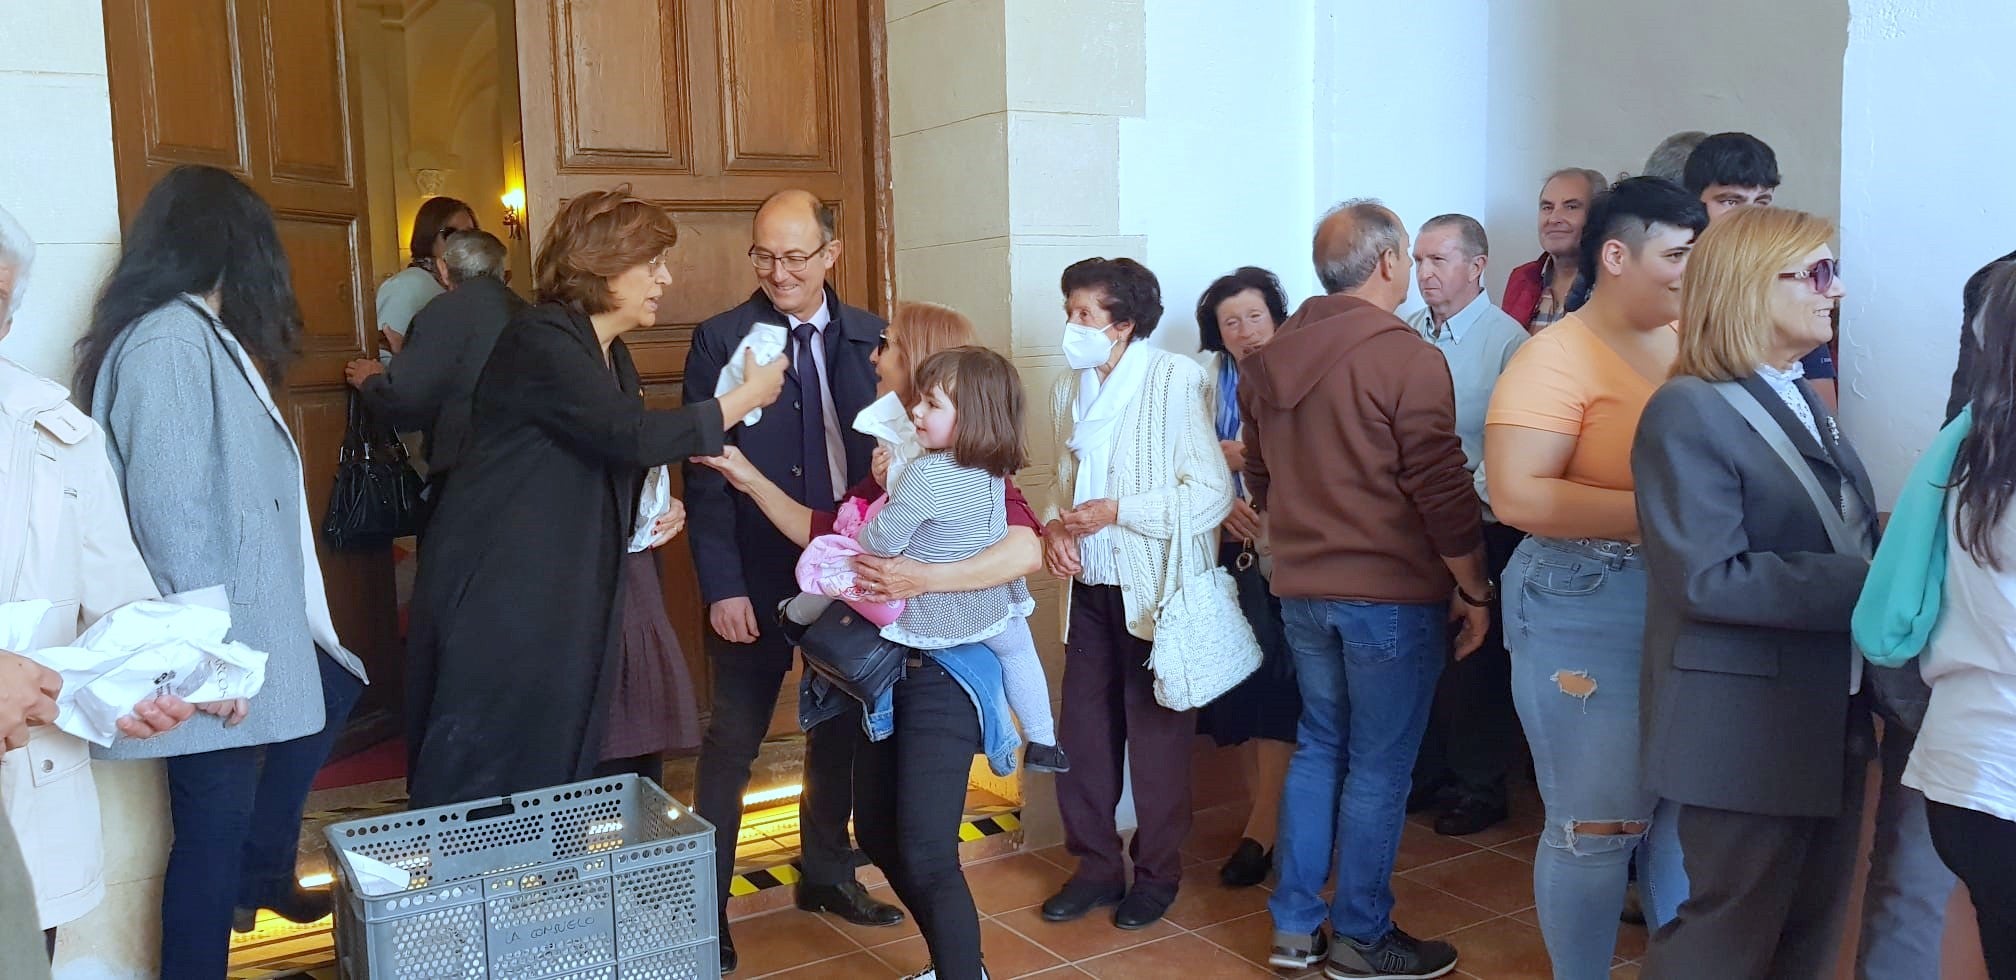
[{"left": 793, "top": 322, "right": 835, "bottom": 508}]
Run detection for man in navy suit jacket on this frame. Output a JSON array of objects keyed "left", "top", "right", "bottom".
[{"left": 681, "top": 190, "right": 898, "bottom": 969}]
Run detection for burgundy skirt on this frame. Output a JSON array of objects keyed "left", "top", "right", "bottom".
[{"left": 601, "top": 550, "right": 701, "bottom": 760}]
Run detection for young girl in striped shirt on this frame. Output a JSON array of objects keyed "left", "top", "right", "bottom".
[{"left": 802, "top": 346, "right": 1065, "bottom": 772}]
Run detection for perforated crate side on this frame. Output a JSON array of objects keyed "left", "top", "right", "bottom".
[
  {"left": 610, "top": 839, "right": 714, "bottom": 957},
  {"left": 615, "top": 941, "right": 720, "bottom": 980}
]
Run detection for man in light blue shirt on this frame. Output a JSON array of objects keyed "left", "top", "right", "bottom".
[{"left": 1404, "top": 213, "right": 1530, "bottom": 838}]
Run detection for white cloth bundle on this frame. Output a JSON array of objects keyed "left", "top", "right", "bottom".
[
  {"left": 0, "top": 587, "right": 268, "bottom": 747},
  {"left": 852, "top": 391, "right": 922, "bottom": 491},
  {"left": 714, "top": 322, "right": 790, "bottom": 427},
  {"left": 628, "top": 464, "right": 672, "bottom": 554}
]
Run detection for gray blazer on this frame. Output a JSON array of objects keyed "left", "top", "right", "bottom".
[
  {"left": 89, "top": 298, "right": 348, "bottom": 757},
  {"left": 1632, "top": 374, "right": 1876, "bottom": 818}
]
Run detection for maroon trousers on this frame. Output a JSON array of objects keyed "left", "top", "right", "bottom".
[{"left": 1056, "top": 583, "right": 1196, "bottom": 898}]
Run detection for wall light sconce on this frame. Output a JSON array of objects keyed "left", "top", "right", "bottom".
[{"left": 500, "top": 188, "right": 526, "bottom": 240}]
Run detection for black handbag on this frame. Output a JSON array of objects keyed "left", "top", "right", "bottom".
[
  {"left": 779, "top": 600, "right": 909, "bottom": 707},
  {"left": 322, "top": 393, "right": 426, "bottom": 550}
]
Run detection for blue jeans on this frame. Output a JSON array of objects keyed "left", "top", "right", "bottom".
[
  {"left": 1855, "top": 723, "right": 1955, "bottom": 979},
  {"left": 159, "top": 653, "right": 362, "bottom": 979},
  {"left": 1505, "top": 538, "right": 1686, "bottom": 980},
  {"left": 1270, "top": 598, "right": 1445, "bottom": 943}
]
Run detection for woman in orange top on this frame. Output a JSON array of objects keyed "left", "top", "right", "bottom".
[{"left": 1484, "top": 177, "right": 1709, "bottom": 980}]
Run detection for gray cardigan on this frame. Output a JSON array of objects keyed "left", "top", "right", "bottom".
[{"left": 90, "top": 298, "right": 364, "bottom": 758}]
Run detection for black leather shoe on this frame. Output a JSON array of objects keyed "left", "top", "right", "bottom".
[
  {"left": 1040, "top": 878, "right": 1125, "bottom": 922},
  {"left": 1113, "top": 889, "right": 1174, "bottom": 930},
  {"left": 232, "top": 884, "right": 334, "bottom": 931},
  {"left": 1218, "top": 837, "right": 1272, "bottom": 888},
  {"left": 797, "top": 881, "right": 904, "bottom": 927},
  {"left": 720, "top": 915, "right": 739, "bottom": 974},
  {"left": 1433, "top": 798, "right": 1509, "bottom": 837},
  {"left": 1407, "top": 781, "right": 1453, "bottom": 815}
]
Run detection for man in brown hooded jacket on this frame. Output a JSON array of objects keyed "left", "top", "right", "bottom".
[{"left": 1242, "top": 198, "right": 1490, "bottom": 980}]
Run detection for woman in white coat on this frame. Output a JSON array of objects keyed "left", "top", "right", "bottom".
[{"left": 0, "top": 203, "right": 191, "bottom": 962}]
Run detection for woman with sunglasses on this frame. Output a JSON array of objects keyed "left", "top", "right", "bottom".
[{"left": 1631, "top": 208, "right": 1871, "bottom": 979}]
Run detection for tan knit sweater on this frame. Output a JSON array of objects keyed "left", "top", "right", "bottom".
[{"left": 1044, "top": 344, "right": 1234, "bottom": 642}]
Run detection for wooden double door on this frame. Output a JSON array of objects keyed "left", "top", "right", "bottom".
[{"left": 102, "top": 0, "right": 892, "bottom": 734}]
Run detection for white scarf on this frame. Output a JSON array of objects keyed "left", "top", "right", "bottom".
[{"left": 1068, "top": 341, "right": 1152, "bottom": 509}]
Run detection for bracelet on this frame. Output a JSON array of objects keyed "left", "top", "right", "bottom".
[{"left": 1457, "top": 583, "right": 1497, "bottom": 607}]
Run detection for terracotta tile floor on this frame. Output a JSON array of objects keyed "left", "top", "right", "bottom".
[{"left": 730, "top": 788, "right": 1647, "bottom": 980}]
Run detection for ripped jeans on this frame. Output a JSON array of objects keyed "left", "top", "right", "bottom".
[{"left": 1504, "top": 537, "right": 1688, "bottom": 980}]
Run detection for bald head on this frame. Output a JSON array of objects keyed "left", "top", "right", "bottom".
[
  {"left": 1313, "top": 199, "right": 1410, "bottom": 312},
  {"left": 751, "top": 189, "right": 841, "bottom": 320},
  {"left": 755, "top": 189, "right": 836, "bottom": 246}
]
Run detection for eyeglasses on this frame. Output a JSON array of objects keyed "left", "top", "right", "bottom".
[
  {"left": 749, "top": 243, "right": 828, "bottom": 273},
  {"left": 876, "top": 331, "right": 890, "bottom": 353},
  {"left": 1777, "top": 257, "right": 1840, "bottom": 294}
]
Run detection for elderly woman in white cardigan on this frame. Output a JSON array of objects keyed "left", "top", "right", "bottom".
[{"left": 1038, "top": 257, "right": 1234, "bottom": 931}]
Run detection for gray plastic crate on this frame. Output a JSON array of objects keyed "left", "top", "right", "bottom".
[{"left": 322, "top": 774, "right": 716, "bottom": 980}]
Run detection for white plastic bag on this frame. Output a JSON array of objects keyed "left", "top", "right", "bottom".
[
  {"left": 628, "top": 464, "right": 672, "bottom": 554},
  {"left": 0, "top": 588, "right": 269, "bottom": 746},
  {"left": 715, "top": 322, "right": 790, "bottom": 427},
  {"left": 851, "top": 391, "right": 922, "bottom": 491}
]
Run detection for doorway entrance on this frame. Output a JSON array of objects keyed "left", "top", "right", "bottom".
[{"left": 95, "top": 1, "right": 1016, "bottom": 973}]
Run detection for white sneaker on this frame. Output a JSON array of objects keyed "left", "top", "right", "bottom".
[{"left": 901, "top": 965, "right": 989, "bottom": 980}]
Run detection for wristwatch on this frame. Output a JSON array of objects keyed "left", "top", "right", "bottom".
[{"left": 1457, "top": 581, "right": 1498, "bottom": 607}]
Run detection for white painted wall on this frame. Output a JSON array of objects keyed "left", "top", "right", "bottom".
[
  {"left": 1484, "top": 0, "right": 1847, "bottom": 297},
  {"left": 1314, "top": 0, "right": 1492, "bottom": 319},
  {"left": 1119, "top": 0, "right": 1317, "bottom": 354},
  {"left": 0, "top": 0, "right": 121, "bottom": 381},
  {"left": 1838, "top": 0, "right": 2016, "bottom": 501}
]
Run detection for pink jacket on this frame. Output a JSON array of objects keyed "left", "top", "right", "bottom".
[{"left": 795, "top": 496, "right": 905, "bottom": 627}]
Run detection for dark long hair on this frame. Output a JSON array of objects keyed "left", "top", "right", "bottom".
[
  {"left": 1953, "top": 261, "right": 2016, "bottom": 569},
  {"left": 74, "top": 166, "right": 303, "bottom": 402},
  {"left": 408, "top": 196, "right": 475, "bottom": 269}
]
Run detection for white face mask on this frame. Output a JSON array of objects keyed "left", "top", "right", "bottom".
[{"left": 1061, "top": 321, "right": 1119, "bottom": 370}]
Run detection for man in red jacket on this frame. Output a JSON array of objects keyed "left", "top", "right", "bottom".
[
  {"left": 1245, "top": 199, "right": 1491, "bottom": 980},
  {"left": 1502, "top": 168, "right": 1608, "bottom": 333}
]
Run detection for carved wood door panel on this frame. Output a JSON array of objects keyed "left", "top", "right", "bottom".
[
  {"left": 103, "top": 0, "right": 399, "bottom": 725},
  {"left": 517, "top": 0, "right": 892, "bottom": 725}
]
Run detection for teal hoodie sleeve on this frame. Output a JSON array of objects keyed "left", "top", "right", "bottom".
[{"left": 1854, "top": 407, "right": 1972, "bottom": 666}]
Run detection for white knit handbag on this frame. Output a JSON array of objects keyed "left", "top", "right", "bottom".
[{"left": 1148, "top": 499, "right": 1262, "bottom": 711}]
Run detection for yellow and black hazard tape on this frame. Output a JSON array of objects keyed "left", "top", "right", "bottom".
[{"left": 727, "top": 810, "right": 1021, "bottom": 897}]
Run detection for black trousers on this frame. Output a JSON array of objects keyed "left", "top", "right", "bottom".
[
  {"left": 855, "top": 659, "right": 984, "bottom": 980},
  {"left": 1412, "top": 521, "right": 1526, "bottom": 805},
  {"left": 1057, "top": 583, "right": 1195, "bottom": 897},
  {"left": 1642, "top": 754, "right": 1864, "bottom": 980},
  {"left": 1928, "top": 799, "right": 2016, "bottom": 979},
  {"left": 694, "top": 651, "right": 864, "bottom": 915}
]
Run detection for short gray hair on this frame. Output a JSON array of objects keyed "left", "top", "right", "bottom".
[
  {"left": 1542, "top": 167, "right": 1610, "bottom": 200},
  {"left": 1641, "top": 132, "right": 1707, "bottom": 183},
  {"left": 441, "top": 230, "right": 509, "bottom": 284},
  {"left": 1314, "top": 198, "right": 1406, "bottom": 294},
  {"left": 1420, "top": 213, "right": 1489, "bottom": 259},
  {"left": 0, "top": 204, "right": 33, "bottom": 321}
]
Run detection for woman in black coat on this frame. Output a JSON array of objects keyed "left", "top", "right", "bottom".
[{"left": 405, "top": 189, "right": 785, "bottom": 806}]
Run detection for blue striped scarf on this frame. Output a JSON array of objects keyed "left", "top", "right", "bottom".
[{"left": 1216, "top": 354, "right": 1243, "bottom": 495}]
